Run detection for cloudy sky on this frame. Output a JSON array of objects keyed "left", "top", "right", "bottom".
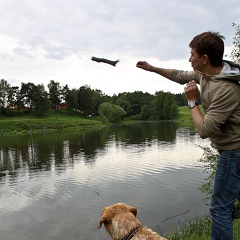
[{"left": 0, "top": 0, "right": 240, "bottom": 96}]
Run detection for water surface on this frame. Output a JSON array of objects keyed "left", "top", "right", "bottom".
[{"left": 0, "top": 122, "right": 210, "bottom": 239}]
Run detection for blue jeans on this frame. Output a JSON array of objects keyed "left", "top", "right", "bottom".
[{"left": 210, "top": 149, "right": 240, "bottom": 240}]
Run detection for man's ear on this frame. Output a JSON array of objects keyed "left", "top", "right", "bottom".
[{"left": 203, "top": 54, "right": 209, "bottom": 64}]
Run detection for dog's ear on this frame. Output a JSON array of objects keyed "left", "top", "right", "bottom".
[
  {"left": 97, "top": 208, "right": 108, "bottom": 229},
  {"left": 127, "top": 205, "right": 138, "bottom": 216}
]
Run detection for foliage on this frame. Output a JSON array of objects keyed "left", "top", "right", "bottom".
[
  {"left": 166, "top": 217, "right": 211, "bottom": 240},
  {"left": 175, "top": 93, "right": 187, "bottom": 106},
  {"left": 115, "top": 91, "right": 155, "bottom": 118},
  {"left": 140, "top": 104, "right": 152, "bottom": 120},
  {"left": 62, "top": 86, "right": 78, "bottom": 112},
  {"left": 98, "top": 102, "right": 126, "bottom": 123},
  {"left": 166, "top": 218, "right": 240, "bottom": 240},
  {"left": 230, "top": 23, "right": 240, "bottom": 64},
  {"left": 48, "top": 80, "right": 62, "bottom": 111},
  {"left": 153, "top": 91, "right": 179, "bottom": 120},
  {"left": 197, "top": 145, "right": 219, "bottom": 201},
  {"left": 0, "top": 79, "right": 10, "bottom": 108},
  {"left": 0, "top": 78, "right": 182, "bottom": 121},
  {"left": 77, "top": 85, "right": 105, "bottom": 117}
]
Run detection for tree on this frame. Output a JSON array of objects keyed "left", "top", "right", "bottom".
[
  {"left": 153, "top": 91, "right": 179, "bottom": 120},
  {"left": 7, "top": 86, "right": 19, "bottom": 112},
  {"left": 0, "top": 79, "right": 10, "bottom": 109},
  {"left": 93, "top": 89, "right": 106, "bottom": 110},
  {"left": 163, "top": 93, "right": 179, "bottom": 120},
  {"left": 175, "top": 93, "right": 187, "bottom": 106},
  {"left": 98, "top": 102, "right": 126, "bottom": 123},
  {"left": 31, "top": 84, "right": 51, "bottom": 116},
  {"left": 115, "top": 94, "right": 132, "bottom": 116},
  {"left": 77, "top": 85, "right": 95, "bottom": 116},
  {"left": 68, "top": 89, "right": 78, "bottom": 110},
  {"left": 230, "top": 23, "right": 240, "bottom": 64},
  {"left": 140, "top": 104, "right": 152, "bottom": 120},
  {"left": 20, "top": 82, "right": 36, "bottom": 112},
  {"left": 20, "top": 82, "right": 50, "bottom": 115},
  {"left": 62, "top": 85, "right": 78, "bottom": 112},
  {"left": 115, "top": 91, "right": 154, "bottom": 118},
  {"left": 48, "top": 80, "right": 62, "bottom": 111},
  {"left": 153, "top": 91, "right": 165, "bottom": 119}
]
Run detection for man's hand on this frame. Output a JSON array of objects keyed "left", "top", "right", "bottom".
[
  {"left": 184, "top": 80, "right": 204, "bottom": 136},
  {"left": 136, "top": 61, "right": 151, "bottom": 71},
  {"left": 184, "top": 80, "right": 199, "bottom": 102}
]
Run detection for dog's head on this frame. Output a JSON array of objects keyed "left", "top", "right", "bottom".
[{"left": 97, "top": 202, "right": 138, "bottom": 229}]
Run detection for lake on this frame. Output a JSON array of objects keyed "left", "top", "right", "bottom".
[{"left": 0, "top": 121, "right": 210, "bottom": 240}]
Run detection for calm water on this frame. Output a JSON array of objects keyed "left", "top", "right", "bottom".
[{"left": 0, "top": 122, "right": 210, "bottom": 240}]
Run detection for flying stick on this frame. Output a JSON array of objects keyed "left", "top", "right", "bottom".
[{"left": 91, "top": 57, "right": 119, "bottom": 67}]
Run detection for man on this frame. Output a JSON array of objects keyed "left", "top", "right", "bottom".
[{"left": 136, "top": 31, "right": 240, "bottom": 240}]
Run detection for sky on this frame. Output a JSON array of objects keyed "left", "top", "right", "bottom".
[{"left": 0, "top": 0, "right": 240, "bottom": 96}]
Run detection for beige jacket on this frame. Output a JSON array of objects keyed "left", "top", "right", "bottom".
[{"left": 171, "top": 60, "right": 240, "bottom": 150}]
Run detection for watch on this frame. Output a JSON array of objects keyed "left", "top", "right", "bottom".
[{"left": 188, "top": 101, "right": 198, "bottom": 109}]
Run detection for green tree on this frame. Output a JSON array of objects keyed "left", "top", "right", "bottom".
[
  {"left": 63, "top": 86, "right": 78, "bottom": 112},
  {"left": 20, "top": 82, "right": 50, "bottom": 115},
  {"left": 32, "top": 84, "right": 51, "bottom": 116},
  {"left": 91, "top": 89, "right": 106, "bottom": 116},
  {"left": 48, "top": 80, "right": 62, "bottom": 111},
  {"left": 77, "top": 85, "right": 95, "bottom": 116},
  {"left": 163, "top": 93, "right": 179, "bottom": 120},
  {"left": 0, "top": 79, "right": 10, "bottom": 110},
  {"left": 98, "top": 102, "right": 126, "bottom": 123},
  {"left": 140, "top": 104, "right": 152, "bottom": 120},
  {"left": 115, "top": 94, "right": 132, "bottom": 116},
  {"left": 20, "top": 82, "right": 36, "bottom": 112},
  {"left": 7, "top": 86, "right": 19, "bottom": 113},
  {"left": 153, "top": 91, "right": 165, "bottom": 119},
  {"left": 153, "top": 91, "right": 179, "bottom": 120},
  {"left": 198, "top": 145, "right": 218, "bottom": 201},
  {"left": 115, "top": 91, "right": 154, "bottom": 118},
  {"left": 175, "top": 93, "right": 187, "bottom": 106},
  {"left": 231, "top": 23, "right": 240, "bottom": 64}
]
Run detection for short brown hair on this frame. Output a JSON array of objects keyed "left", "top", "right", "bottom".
[{"left": 189, "top": 31, "right": 225, "bottom": 66}]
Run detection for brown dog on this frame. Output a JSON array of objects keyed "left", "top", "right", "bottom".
[{"left": 97, "top": 203, "right": 167, "bottom": 240}]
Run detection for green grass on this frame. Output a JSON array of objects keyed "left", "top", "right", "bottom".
[
  {"left": 165, "top": 218, "right": 240, "bottom": 239},
  {"left": 177, "top": 105, "right": 204, "bottom": 122},
  {"left": 0, "top": 110, "right": 104, "bottom": 135}
]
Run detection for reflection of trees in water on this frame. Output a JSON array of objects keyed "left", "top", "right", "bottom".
[
  {"left": 0, "top": 122, "right": 190, "bottom": 180},
  {"left": 110, "top": 122, "right": 178, "bottom": 144}
]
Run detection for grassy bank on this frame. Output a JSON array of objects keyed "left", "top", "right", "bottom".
[
  {"left": 177, "top": 105, "right": 204, "bottom": 122},
  {"left": 0, "top": 106, "right": 198, "bottom": 135},
  {"left": 166, "top": 218, "right": 240, "bottom": 239},
  {"left": 0, "top": 111, "right": 104, "bottom": 135}
]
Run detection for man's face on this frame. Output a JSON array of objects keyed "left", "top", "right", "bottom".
[{"left": 189, "top": 48, "right": 204, "bottom": 71}]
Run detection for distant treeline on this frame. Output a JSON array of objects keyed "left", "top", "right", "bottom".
[{"left": 0, "top": 79, "right": 189, "bottom": 123}]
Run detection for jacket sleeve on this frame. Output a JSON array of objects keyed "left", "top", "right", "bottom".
[
  {"left": 171, "top": 70, "right": 201, "bottom": 84},
  {"left": 198, "top": 85, "right": 239, "bottom": 138}
]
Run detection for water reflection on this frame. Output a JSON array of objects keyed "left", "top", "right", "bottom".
[
  {"left": 0, "top": 122, "right": 209, "bottom": 240},
  {"left": 0, "top": 122, "right": 179, "bottom": 176}
]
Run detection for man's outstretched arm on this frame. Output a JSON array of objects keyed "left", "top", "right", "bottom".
[{"left": 136, "top": 61, "right": 173, "bottom": 80}]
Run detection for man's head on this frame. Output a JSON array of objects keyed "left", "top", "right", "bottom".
[{"left": 189, "top": 31, "right": 225, "bottom": 71}]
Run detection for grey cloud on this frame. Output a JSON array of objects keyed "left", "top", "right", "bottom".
[
  {"left": 13, "top": 47, "right": 35, "bottom": 59},
  {"left": 43, "top": 44, "right": 76, "bottom": 60},
  {"left": 0, "top": 53, "right": 15, "bottom": 61},
  {"left": 0, "top": 0, "right": 239, "bottom": 61}
]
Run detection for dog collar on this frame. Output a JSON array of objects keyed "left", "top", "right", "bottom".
[{"left": 122, "top": 225, "right": 142, "bottom": 240}]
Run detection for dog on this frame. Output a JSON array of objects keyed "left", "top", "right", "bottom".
[{"left": 97, "top": 203, "right": 167, "bottom": 240}]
